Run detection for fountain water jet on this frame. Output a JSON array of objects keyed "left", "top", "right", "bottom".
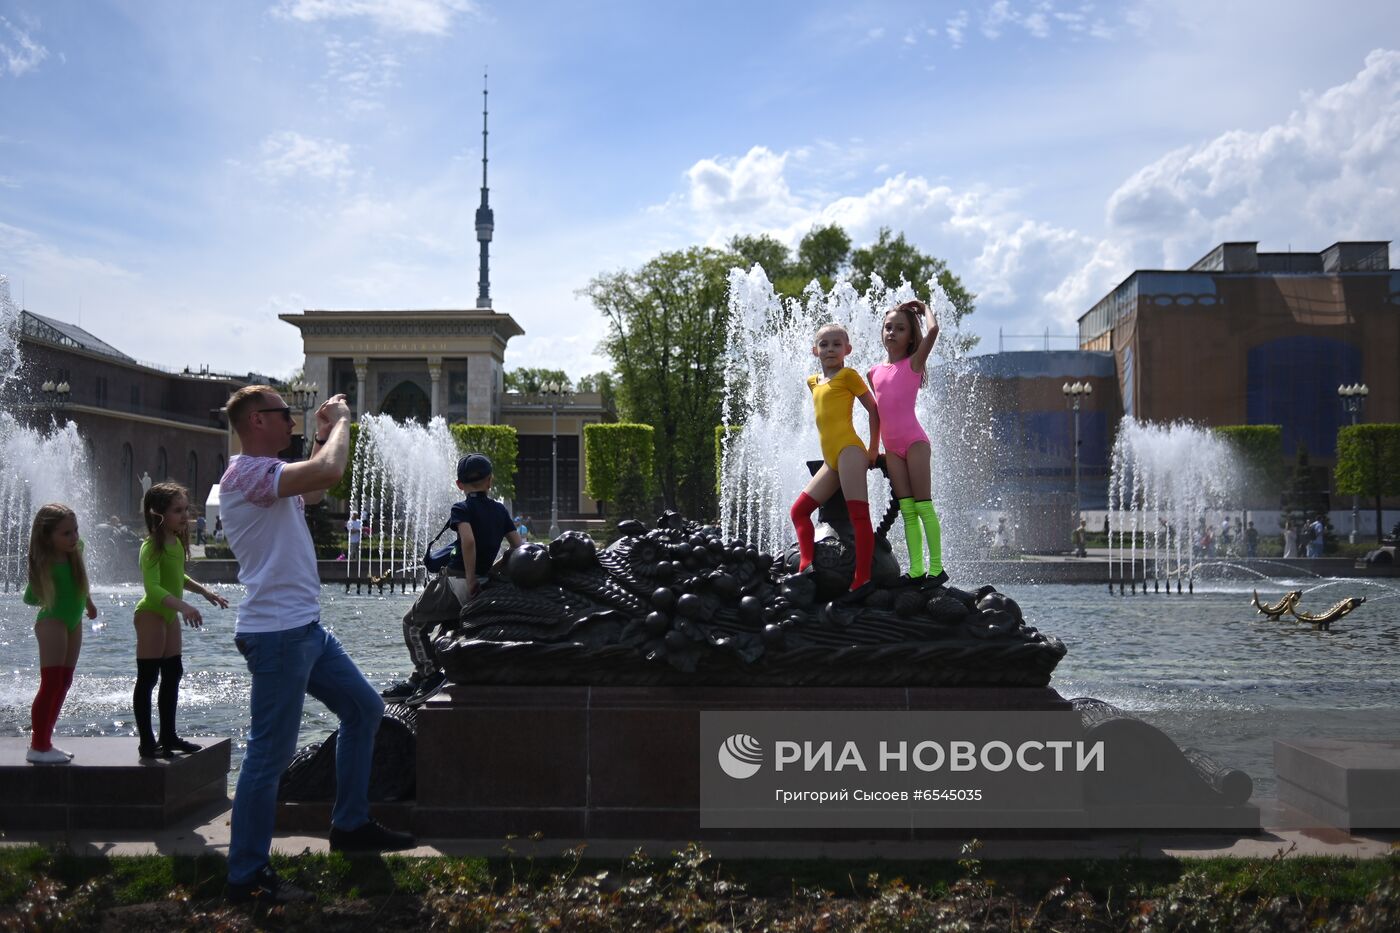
[
  {"left": 718, "top": 267, "right": 1001, "bottom": 570},
  {"left": 1107, "top": 418, "right": 1243, "bottom": 595},
  {"left": 0, "top": 275, "right": 100, "bottom": 589},
  {"left": 345, "top": 414, "right": 467, "bottom": 586}
]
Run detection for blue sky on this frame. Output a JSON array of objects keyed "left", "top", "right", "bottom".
[{"left": 2, "top": 0, "right": 1398, "bottom": 379}]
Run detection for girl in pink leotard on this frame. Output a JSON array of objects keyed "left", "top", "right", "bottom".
[{"left": 868, "top": 300, "right": 946, "bottom": 585}]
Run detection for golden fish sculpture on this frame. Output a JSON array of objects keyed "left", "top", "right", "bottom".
[
  {"left": 1251, "top": 589, "right": 1301, "bottom": 620},
  {"left": 1288, "top": 596, "right": 1365, "bottom": 631}
]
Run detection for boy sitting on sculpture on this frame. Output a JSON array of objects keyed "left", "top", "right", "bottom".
[{"left": 382, "top": 453, "right": 523, "bottom": 707}]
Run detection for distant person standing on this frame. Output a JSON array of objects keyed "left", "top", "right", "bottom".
[
  {"left": 1073, "top": 518, "right": 1087, "bottom": 558},
  {"left": 1282, "top": 523, "right": 1297, "bottom": 558},
  {"left": 213, "top": 516, "right": 224, "bottom": 542},
  {"left": 219, "top": 386, "right": 413, "bottom": 905},
  {"left": 195, "top": 512, "right": 206, "bottom": 546},
  {"left": 1245, "top": 521, "right": 1259, "bottom": 558},
  {"left": 1308, "top": 515, "right": 1326, "bottom": 558},
  {"left": 346, "top": 511, "right": 363, "bottom": 560}
]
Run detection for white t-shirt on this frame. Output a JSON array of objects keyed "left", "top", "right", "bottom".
[
  {"left": 220, "top": 455, "right": 321, "bottom": 634},
  {"left": 346, "top": 518, "right": 363, "bottom": 543}
]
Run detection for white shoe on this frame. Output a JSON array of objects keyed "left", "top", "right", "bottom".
[
  {"left": 54, "top": 745, "right": 74, "bottom": 760},
  {"left": 26, "top": 747, "right": 72, "bottom": 764}
]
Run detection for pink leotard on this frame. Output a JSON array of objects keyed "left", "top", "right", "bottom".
[{"left": 869, "top": 357, "right": 930, "bottom": 458}]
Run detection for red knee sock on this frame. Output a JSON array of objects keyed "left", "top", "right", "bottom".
[
  {"left": 30, "top": 666, "right": 65, "bottom": 752},
  {"left": 790, "top": 492, "right": 820, "bottom": 571},
  {"left": 848, "top": 500, "right": 873, "bottom": 590}
]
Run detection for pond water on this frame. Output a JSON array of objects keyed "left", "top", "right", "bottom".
[{"left": 3, "top": 577, "right": 1397, "bottom": 796}]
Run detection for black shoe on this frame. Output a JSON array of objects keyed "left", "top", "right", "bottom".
[
  {"left": 225, "top": 866, "right": 313, "bottom": 905},
  {"left": 925, "top": 570, "right": 950, "bottom": 589},
  {"left": 161, "top": 736, "right": 201, "bottom": 755},
  {"left": 138, "top": 742, "right": 171, "bottom": 760},
  {"left": 380, "top": 678, "right": 419, "bottom": 701},
  {"left": 836, "top": 580, "right": 878, "bottom": 605},
  {"left": 405, "top": 669, "right": 447, "bottom": 707},
  {"left": 328, "top": 819, "right": 417, "bottom": 853}
]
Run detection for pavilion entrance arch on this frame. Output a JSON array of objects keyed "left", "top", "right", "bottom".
[{"left": 380, "top": 380, "right": 432, "bottom": 424}]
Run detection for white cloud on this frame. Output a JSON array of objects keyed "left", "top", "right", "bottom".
[
  {"left": 322, "top": 36, "right": 401, "bottom": 113},
  {"left": 259, "top": 131, "right": 354, "bottom": 183},
  {"left": 1104, "top": 47, "right": 1400, "bottom": 268},
  {"left": 271, "top": 0, "right": 476, "bottom": 35},
  {"left": 0, "top": 15, "right": 48, "bottom": 77},
  {"left": 981, "top": 0, "right": 1013, "bottom": 39},
  {"left": 673, "top": 149, "right": 1119, "bottom": 337},
  {"left": 685, "top": 146, "right": 807, "bottom": 224},
  {"left": 946, "top": 10, "right": 969, "bottom": 48}
]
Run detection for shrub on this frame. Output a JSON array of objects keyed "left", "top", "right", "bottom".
[{"left": 585, "top": 423, "right": 654, "bottom": 508}]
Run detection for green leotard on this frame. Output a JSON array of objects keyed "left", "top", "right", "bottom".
[
  {"left": 134, "top": 537, "right": 187, "bottom": 624},
  {"left": 23, "top": 544, "right": 87, "bottom": 632}
]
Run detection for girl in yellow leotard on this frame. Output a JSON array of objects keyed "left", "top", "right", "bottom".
[
  {"left": 790, "top": 323, "right": 881, "bottom": 592},
  {"left": 133, "top": 483, "right": 228, "bottom": 759},
  {"left": 23, "top": 503, "right": 97, "bottom": 764}
]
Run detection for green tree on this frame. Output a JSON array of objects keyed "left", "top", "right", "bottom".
[
  {"left": 585, "top": 247, "right": 732, "bottom": 518},
  {"left": 796, "top": 224, "right": 851, "bottom": 281},
  {"left": 1335, "top": 424, "right": 1400, "bottom": 544},
  {"left": 732, "top": 231, "right": 824, "bottom": 300},
  {"left": 504, "top": 368, "right": 571, "bottom": 393},
  {"left": 728, "top": 234, "right": 792, "bottom": 279},
  {"left": 851, "top": 226, "right": 979, "bottom": 357}
]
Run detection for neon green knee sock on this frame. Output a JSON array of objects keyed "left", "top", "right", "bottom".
[
  {"left": 899, "top": 497, "right": 925, "bottom": 576},
  {"left": 915, "top": 499, "right": 943, "bottom": 575}
]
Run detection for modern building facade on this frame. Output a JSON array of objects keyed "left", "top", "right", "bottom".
[
  {"left": 1078, "top": 241, "right": 1399, "bottom": 463},
  {"left": 961, "top": 350, "right": 1120, "bottom": 512}
]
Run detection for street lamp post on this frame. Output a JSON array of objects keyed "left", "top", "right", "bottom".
[
  {"left": 1337, "top": 382, "right": 1369, "bottom": 543},
  {"left": 40, "top": 378, "right": 71, "bottom": 413},
  {"left": 1062, "top": 380, "right": 1092, "bottom": 524},
  {"left": 542, "top": 381, "right": 572, "bottom": 539},
  {"left": 286, "top": 382, "right": 321, "bottom": 458}
]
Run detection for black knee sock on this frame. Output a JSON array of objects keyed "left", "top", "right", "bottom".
[
  {"left": 134, "top": 658, "right": 161, "bottom": 747},
  {"left": 157, "top": 655, "right": 183, "bottom": 745}
]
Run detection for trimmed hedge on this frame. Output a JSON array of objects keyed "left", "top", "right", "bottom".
[
  {"left": 584, "top": 423, "right": 654, "bottom": 505},
  {"left": 327, "top": 422, "right": 360, "bottom": 501},
  {"left": 450, "top": 424, "right": 519, "bottom": 499},
  {"left": 1214, "top": 424, "right": 1284, "bottom": 504}
]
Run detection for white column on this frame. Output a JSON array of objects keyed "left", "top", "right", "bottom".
[
  {"left": 428, "top": 357, "right": 443, "bottom": 419},
  {"left": 353, "top": 357, "right": 369, "bottom": 418}
]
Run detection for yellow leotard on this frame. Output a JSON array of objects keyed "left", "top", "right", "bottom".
[{"left": 807, "top": 367, "right": 869, "bottom": 470}]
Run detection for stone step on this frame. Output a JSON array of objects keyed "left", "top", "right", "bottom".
[{"left": 0, "top": 737, "right": 230, "bottom": 831}]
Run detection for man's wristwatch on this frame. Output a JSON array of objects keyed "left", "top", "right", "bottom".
[{"left": 315, "top": 434, "right": 330, "bottom": 445}]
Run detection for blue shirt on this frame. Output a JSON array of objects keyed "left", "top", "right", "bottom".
[{"left": 447, "top": 493, "right": 515, "bottom": 575}]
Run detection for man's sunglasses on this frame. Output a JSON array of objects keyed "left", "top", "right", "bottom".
[{"left": 255, "top": 406, "right": 293, "bottom": 422}]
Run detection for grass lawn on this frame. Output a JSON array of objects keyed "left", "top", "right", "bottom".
[{"left": 3, "top": 841, "right": 1398, "bottom": 930}]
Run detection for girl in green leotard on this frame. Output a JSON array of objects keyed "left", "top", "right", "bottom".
[
  {"left": 133, "top": 482, "right": 228, "bottom": 759},
  {"left": 24, "top": 503, "right": 97, "bottom": 764}
]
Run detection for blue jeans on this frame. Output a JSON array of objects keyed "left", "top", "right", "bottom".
[{"left": 228, "top": 620, "right": 385, "bottom": 884}]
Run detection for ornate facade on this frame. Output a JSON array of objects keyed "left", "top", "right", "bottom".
[{"left": 280, "top": 309, "right": 523, "bottom": 425}]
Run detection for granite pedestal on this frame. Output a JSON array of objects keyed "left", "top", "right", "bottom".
[
  {"left": 1275, "top": 738, "right": 1400, "bottom": 831},
  {"left": 0, "top": 737, "right": 230, "bottom": 831},
  {"left": 414, "top": 684, "right": 1075, "bottom": 840}
]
